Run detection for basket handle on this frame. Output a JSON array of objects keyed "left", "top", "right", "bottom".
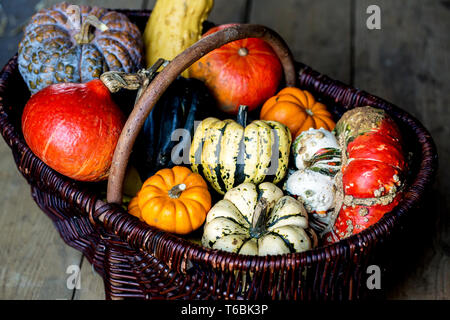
[{"left": 106, "top": 23, "right": 296, "bottom": 204}]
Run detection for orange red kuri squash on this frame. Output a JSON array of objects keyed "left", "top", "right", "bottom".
[
  {"left": 131, "top": 166, "right": 212, "bottom": 235},
  {"left": 260, "top": 87, "right": 335, "bottom": 138},
  {"left": 22, "top": 79, "right": 125, "bottom": 182},
  {"left": 189, "top": 23, "right": 282, "bottom": 115}
]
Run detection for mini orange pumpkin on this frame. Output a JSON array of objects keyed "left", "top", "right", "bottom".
[
  {"left": 260, "top": 87, "right": 335, "bottom": 138},
  {"left": 128, "top": 194, "right": 141, "bottom": 219},
  {"left": 132, "top": 166, "right": 212, "bottom": 235}
]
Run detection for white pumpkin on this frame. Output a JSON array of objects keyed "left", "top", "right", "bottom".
[
  {"left": 284, "top": 169, "right": 336, "bottom": 235},
  {"left": 202, "top": 182, "right": 317, "bottom": 256},
  {"left": 285, "top": 128, "right": 342, "bottom": 235},
  {"left": 285, "top": 169, "right": 335, "bottom": 213}
]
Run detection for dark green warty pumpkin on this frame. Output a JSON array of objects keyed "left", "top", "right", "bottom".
[{"left": 18, "top": 2, "right": 144, "bottom": 94}]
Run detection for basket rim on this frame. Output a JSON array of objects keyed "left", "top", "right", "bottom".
[{"left": 0, "top": 35, "right": 438, "bottom": 273}]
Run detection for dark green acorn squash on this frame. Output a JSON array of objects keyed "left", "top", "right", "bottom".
[{"left": 133, "top": 76, "right": 216, "bottom": 180}]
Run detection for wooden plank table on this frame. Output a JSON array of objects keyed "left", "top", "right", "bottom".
[{"left": 0, "top": 0, "right": 448, "bottom": 300}]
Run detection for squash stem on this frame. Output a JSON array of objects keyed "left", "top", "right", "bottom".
[
  {"left": 100, "top": 59, "right": 168, "bottom": 94},
  {"left": 135, "top": 59, "right": 169, "bottom": 102},
  {"left": 249, "top": 198, "right": 268, "bottom": 239},
  {"left": 168, "top": 183, "right": 186, "bottom": 199},
  {"left": 238, "top": 47, "right": 249, "bottom": 56},
  {"left": 236, "top": 105, "right": 249, "bottom": 127},
  {"left": 74, "top": 15, "right": 109, "bottom": 44},
  {"left": 100, "top": 72, "right": 144, "bottom": 93}
]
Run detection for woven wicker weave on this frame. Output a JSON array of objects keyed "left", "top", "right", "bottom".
[{"left": 0, "top": 9, "right": 438, "bottom": 300}]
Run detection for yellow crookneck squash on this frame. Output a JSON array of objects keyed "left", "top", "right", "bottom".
[
  {"left": 128, "top": 166, "right": 212, "bottom": 235},
  {"left": 143, "top": 0, "right": 214, "bottom": 77}
]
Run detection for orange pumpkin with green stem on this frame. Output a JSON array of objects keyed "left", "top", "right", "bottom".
[
  {"left": 130, "top": 166, "right": 212, "bottom": 235},
  {"left": 260, "top": 87, "right": 335, "bottom": 138}
]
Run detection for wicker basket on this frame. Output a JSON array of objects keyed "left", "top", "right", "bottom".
[{"left": 0, "top": 9, "right": 438, "bottom": 300}]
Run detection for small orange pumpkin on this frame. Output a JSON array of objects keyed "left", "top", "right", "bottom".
[
  {"left": 128, "top": 194, "right": 141, "bottom": 219},
  {"left": 132, "top": 166, "right": 212, "bottom": 235},
  {"left": 260, "top": 87, "right": 335, "bottom": 138}
]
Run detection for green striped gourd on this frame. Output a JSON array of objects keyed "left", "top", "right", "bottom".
[{"left": 190, "top": 105, "right": 291, "bottom": 194}]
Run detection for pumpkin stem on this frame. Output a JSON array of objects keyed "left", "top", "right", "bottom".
[
  {"left": 238, "top": 47, "right": 249, "bottom": 56},
  {"left": 168, "top": 183, "right": 186, "bottom": 199},
  {"left": 74, "top": 15, "right": 109, "bottom": 44},
  {"left": 100, "top": 59, "right": 168, "bottom": 93},
  {"left": 135, "top": 59, "right": 170, "bottom": 102},
  {"left": 249, "top": 198, "right": 269, "bottom": 239},
  {"left": 236, "top": 105, "right": 249, "bottom": 127},
  {"left": 100, "top": 71, "right": 144, "bottom": 93}
]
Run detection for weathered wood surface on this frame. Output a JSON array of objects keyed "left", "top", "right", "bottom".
[
  {"left": 249, "top": 0, "right": 352, "bottom": 84},
  {"left": 0, "top": 125, "right": 82, "bottom": 300},
  {"left": 353, "top": 0, "right": 450, "bottom": 300},
  {"left": 0, "top": 0, "right": 448, "bottom": 300}
]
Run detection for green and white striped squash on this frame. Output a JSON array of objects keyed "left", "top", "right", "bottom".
[
  {"left": 202, "top": 182, "right": 318, "bottom": 256},
  {"left": 190, "top": 105, "right": 291, "bottom": 195}
]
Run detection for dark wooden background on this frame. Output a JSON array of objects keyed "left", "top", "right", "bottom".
[{"left": 0, "top": 0, "right": 448, "bottom": 299}]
